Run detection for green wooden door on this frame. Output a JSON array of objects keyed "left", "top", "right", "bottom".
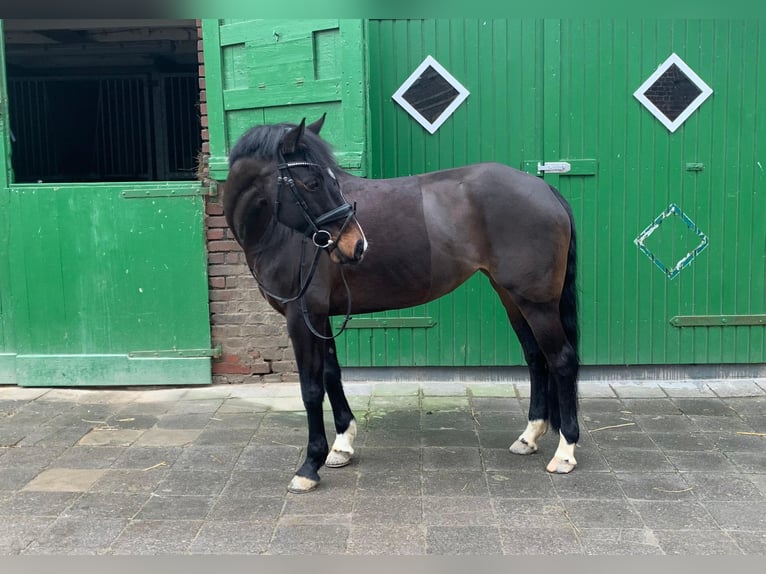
[
  {"left": 201, "top": 18, "right": 368, "bottom": 181},
  {"left": 0, "top": 21, "right": 213, "bottom": 387},
  {"left": 343, "top": 18, "right": 765, "bottom": 368}
]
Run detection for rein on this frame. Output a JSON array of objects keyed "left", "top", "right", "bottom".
[{"left": 248, "top": 158, "right": 356, "bottom": 340}]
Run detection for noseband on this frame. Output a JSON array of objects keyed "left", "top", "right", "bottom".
[{"left": 275, "top": 160, "right": 356, "bottom": 251}]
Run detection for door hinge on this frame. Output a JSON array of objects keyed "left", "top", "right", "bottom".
[{"left": 522, "top": 159, "right": 598, "bottom": 177}]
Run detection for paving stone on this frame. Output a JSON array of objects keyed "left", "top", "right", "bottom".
[
  {"left": 707, "top": 380, "right": 765, "bottom": 398},
  {"left": 703, "top": 501, "right": 766, "bottom": 530},
  {"left": 421, "top": 429, "right": 479, "bottom": 447},
  {"left": 467, "top": 384, "right": 517, "bottom": 399},
  {"left": 22, "top": 468, "right": 106, "bottom": 492},
  {"left": 602, "top": 449, "right": 675, "bottom": 473},
  {"left": 155, "top": 413, "right": 214, "bottom": 429},
  {"left": 423, "top": 446, "right": 482, "bottom": 471},
  {"left": 347, "top": 524, "right": 426, "bottom": 555},
  {"left": 672, "top": 398, "right": 737, "bottom": 417},
  {"left": 0, "top": 516, "right": 55, "bottom": 554},
  {"left": 270, "top": 524, "right": 350, "bottom": 554},
  {"left": 111, "top": 446, "right": 183, "bottom": 469},
  {"left": 282, "top": 473, "right": 356, "bottom": 515},
  {"left": 721, "top": 396, "right": 766, "bottom": 415},
  {"left": 422, "top": 496, "right": 496, "bottom": 526},
  {"left": 110, "top": 519, "right": 202, "bottom": 554},
  {"left": 0, "top": 466, "right": 45, "bottom": 491},
  {"left": 620, "top": 399, "right": 683, "bottom": 416},
  {"left": 156, "top": 470, "right": 231, "bottom": 496},
  {"left": 493, "top": 498, "right": 571, "bottom": 529},
  {"left": 650, "top": 432, "right": 716, "bottom": 452},
  {"left": 366, "top": 410, "right": 421, "bottom": 430},
  {"left": 422, "top": 471, "right": 489, "bottom": 497},
  {"left": 689, "top": 416, "right": 753, "bottom": 433},
  {"left": 190, "top": 520, "right": 273, "bottom": 554},
  {"left": 236, "top": 445, "right": 301, "bottom": 472},
  {"left": 551, "top": 471, "right": 625, "bottom": 499},
  {"left": 62, "top": 492, "right": 148, "bottom": 519},
  {"left": 24, "top": 517, "right": 127, "bottom": 555},
  {"left": 172, "top": 445, "right": 242, "bottom": 472},
  {"left": 221, "top": 470, "right": 294, "bottom": 498},
  {"left": 136, "top": 495, "right": 216, "bottom": 520},
  {"left": 52, "top": 446, "right": 125, "bottom": 468},
  {"left": 681, "top": 473, "right": 765, "bottom": 501},
  {"left": 372, "top": 383, "right": 421, "bottom": 397},
  {"left": 705, "top": 431, "right": 765, "bottom": 452},
  {"left": 0, "top": 446, "right": 68, "bottom": 469},
  {"left": 103, "top": 414, "right": 159, "bottom": 430},
  {"left": 581, "top": 538, "right": 664, "bottom": 555},
  {"left": 208, "top": 495, "right": 285, "bottom": 522},
  {"left": 654, "top": 530, "right": 742, "bottom": 555},
  {"left": 611, "top": 383, "right": 666, "bottom": 398},
  {"left": 478, "top": 430, "right": 518, "bottom": 450},
  {"left": 364, "top": 429, "right": 422, "bottom": 448},
  {"left": 500, "top": 526, "right": 582, "bottom": 555},
  {"left": 352, "top": 495, "right": 422, "bottom": 524},
  {"left": 581, "top": 412, "right": 641, "bottom": 431},
  {"left": 421, "top": 396, "right": 470, "bottom": 412},
  {"left": 725, "top": 451, "right": 766, "bottom": 473},
  {"left": 76, "top": 429, "right": 143, "bottom": 447},
  {"left": 357, "top": 469, "right": 422, "bottom": 496},
  {"left": 369, "top": 396, "right": 420, "bottom": 411},
  {"left": 563, "top": 499, "right": 644, "bottom": 529},
  {"left": 133, "top": 428, "right": 202, "bottom": 447},
  {"left": 354, "top": 446, "right": 421, "bottom": 472},
  {"left": 632, "top": 500, "right": 716, "bottom": 529},
  {"left": 661, "top": 382, "right": 716, "bottom": 398},
  {"left": 728, "top": 530, "right": 766, "bottom": 555},
  {"left": 634, "top": 414, "right": 701, "bottom": 433},
  {"left": 90, "top": 469, "right": 169, "bottom": 494},
  {"left": 422, "top": 382, "right": 468, "bottom": 397},
  {"left": 577, "top": 528, "right": 663, "bottom": 555},
  {"left": 421, "top": 410, "right": 476, "bottom": 430},
  {"left": 473, "top": 411, "right": 527, "bottom": 430},
  {"left": 167, "top": 399, "right": 224, "bottom": 414},
  {"left": 487, "top": 471, "right": 555, "bottom": 498},
  {"left": 616, "top": 472, "right": 694, "bottom": 501},
  {"left": 0, "top": 491, "right": 80, "bottom": 516},
  {"left": 482, "top": 447, "right": 565, "bottom": 473},
  {"left": 665, "top": 450, "right": 740, "bottom": 473},
  {"left": 194, "top": 427, "right": 256, "bottom": 446},
  {"left": 590, "top": 430, "right": 656, "bottom": 450},
  {"left": 576, "top": 383, "right": 617, "bottom": 398},
  {"left": 426, "top": 526, "right": 503, "bottom": 555}
]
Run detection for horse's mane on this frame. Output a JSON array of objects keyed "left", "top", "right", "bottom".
[{"left": 228, "top": 122, "right": 339, "bottom": 170}]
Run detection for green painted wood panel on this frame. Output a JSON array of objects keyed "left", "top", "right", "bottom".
[
  {"left": 3, "top": 182, "right": 212, "bottom": 386},
  {"left": 201, "top": 19, "right": 368, "bottom": 180},
  {"left": 553, "top": 19, "right": 765, "bottom": 365},
  {"left": 342, "top": 18, "right": 764, "bottom": 368}
]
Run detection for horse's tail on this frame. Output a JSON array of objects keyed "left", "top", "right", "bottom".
[{"left": 547, "top": 185, "right": 579, "bottom": 432}]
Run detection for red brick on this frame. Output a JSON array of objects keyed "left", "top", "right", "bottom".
[
  {"left": 206, "top": 202, "right": 224, "bottom": 216},
  {"left": 208, "top": 276, "right": 226, "bottom": 289},
  {"left": 207, "top": 228, "right": 225, "bottom": 241},
  {"left": 209, "top": 240, "right": 239, "bottom": 252},
  {"left": 206, "top": 215, "right": 228, "bottom": 228}
]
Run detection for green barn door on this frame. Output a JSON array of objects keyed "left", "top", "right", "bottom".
[
  {"left": 346, "top": 19, "right": 547, "bottom": 368},
  {"left": 358, "top": 18, "right": 765, "bottom": 369},
  {"left": 0, "top": 20, "right": 213, "bottom": 387},
  {"left": 546, "top": 19, "right": 766, "bottom": 365}
]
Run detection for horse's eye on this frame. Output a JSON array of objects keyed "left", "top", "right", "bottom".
[{"left": 305, "top": 177, "right": 320, "bottom": 191}]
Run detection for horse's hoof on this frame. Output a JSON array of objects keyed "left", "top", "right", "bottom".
[
  {"left": 509, "top": 437, "right": 538, "bottom": 455},
  {"left": 287, "top": 475, "right": 320, "bottom": 494},
  {"left": 546, "top": 456, "right": 577, "bottom": 474},
  {"left": 325, "top": 449, "right": 353, "bottom": 468}
]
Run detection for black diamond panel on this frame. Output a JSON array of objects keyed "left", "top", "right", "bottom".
[
  {"left": 401, "top": 66, "right": 460, "bottom": 124},
  {"left": 643, "top": 63, "right": 703, "bottom": 122}
]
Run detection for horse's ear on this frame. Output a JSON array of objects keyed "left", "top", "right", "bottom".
[
  {"left": 280, "top": 118, "right": 306, "bottom": 155},
  {"left": 307, "top": 113, "right": 326, "bottom": 135}
]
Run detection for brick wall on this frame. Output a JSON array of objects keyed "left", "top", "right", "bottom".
[{"left": 196, "top": 21, "right": 297, "bottom": 385}]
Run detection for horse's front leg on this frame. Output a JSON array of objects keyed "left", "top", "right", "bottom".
[
  {"left": 285, "top": 305, "right": 329, "bottom": 494},
  {"left": 322, "top": 322, "right": 357, "bottom": 468}
]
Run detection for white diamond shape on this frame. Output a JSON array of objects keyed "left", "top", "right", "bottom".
[
  {"left": 392, "top": 55, "right": 470, "bottom": 134},
  {"left": 634, "top": 53, "right": 713, "bottom": 133}
]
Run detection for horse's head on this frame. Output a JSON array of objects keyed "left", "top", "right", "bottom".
[{"left": 225, "top": 115, "right": 367, "bottom": 265}]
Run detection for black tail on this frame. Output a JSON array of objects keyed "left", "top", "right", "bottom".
[{"left": 547, "top": 185, "right": 580, "bottom": 432}]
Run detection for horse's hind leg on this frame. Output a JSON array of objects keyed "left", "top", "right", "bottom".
[
  {"left": 515, "top": 299, "right": 579, "bottom": 474},
  {"left": 488, "top": 279, "right": 550, "bottom": 455},
  {"left": 509, "top": 317, "right": 551, "bottom": 455},
  {"left": 322, "top": 323, "right": 357, "bottom": 468}
]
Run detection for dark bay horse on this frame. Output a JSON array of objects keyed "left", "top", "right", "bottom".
[{"left": 223, "top": 115, "right": 580, "bottom": 493}]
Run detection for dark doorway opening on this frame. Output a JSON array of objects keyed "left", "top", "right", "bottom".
[{"left": 3, "top": 19, "right": 201, "bottom": 183}]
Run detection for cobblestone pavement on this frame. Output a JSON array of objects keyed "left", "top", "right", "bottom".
[{"left": 1, "top": 379, "right": 765, "bottom": 555}]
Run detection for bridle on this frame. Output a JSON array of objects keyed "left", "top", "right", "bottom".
[{"left": 249, "top": 155, "right": 357, "bottom": 339}]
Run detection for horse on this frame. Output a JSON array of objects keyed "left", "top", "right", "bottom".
[{"left": 223, "top": 114, "right": 580, "bottom": 493}]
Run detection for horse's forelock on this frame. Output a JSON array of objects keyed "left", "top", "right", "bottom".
[{"left": 228, "top": 122, "right": 338, "bottom": 170}]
